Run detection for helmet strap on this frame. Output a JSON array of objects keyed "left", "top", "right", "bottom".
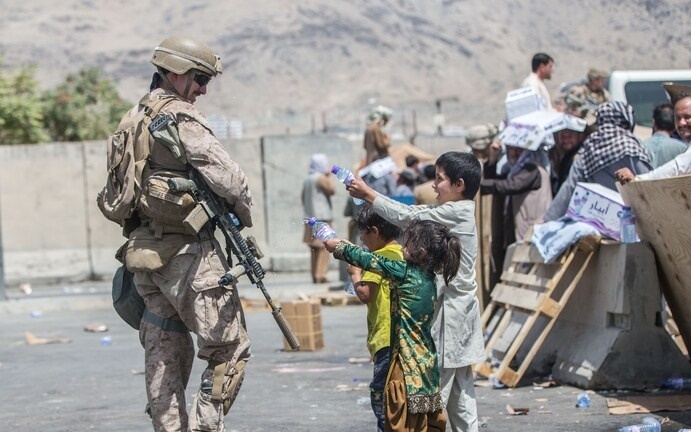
[
  {"left": 157, "top": 68, "right": 194, "bottom": 103},
  {"left": 181, "top": 74, "right": 194, "bottom": 103}
]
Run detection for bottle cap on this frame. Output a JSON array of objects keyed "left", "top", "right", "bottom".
[
  {"left": 307, "top": 217, "right": 317, "bottom": 226},
  {"left": 622, "top": 206, "right": 631, "bottom": 210},
  {"left": 330, "top": 165, "right": 340, "bottom": 174}
]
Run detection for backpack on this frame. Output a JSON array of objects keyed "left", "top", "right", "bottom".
[{"left": 96, "top": 94, "right": 176, "bottom": 226}]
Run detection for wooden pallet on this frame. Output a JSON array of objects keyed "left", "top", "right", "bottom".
[
  {"left": 475, "top": 235, "right": 599, "bottom": 387},
  {"left": 664, "top": 302, "right": 688, "bottom": 358}
]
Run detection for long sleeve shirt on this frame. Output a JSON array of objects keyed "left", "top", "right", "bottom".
[
  {"left": 638, "top": 144, "right": 691, "bottom": 181},
  {"left": 335, "top": 241, "right": 443, "bottom": 414},
  {"left": 370, "top": 196, "right": 485, "bottom": 368}
]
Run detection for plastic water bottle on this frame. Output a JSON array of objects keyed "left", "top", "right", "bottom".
[
  {"left": 343, "top": 275, "right": 356, "bottom": 296},
  {"left": 306, "top": 217, "right": 337, "bottom": 241},
  {"left": 331, "top": 165, "right": 364, "bottom": 205},
  {"left": 575, "top": 392, "right": 591, "bottom": 408},
  {"left": 660, "top": 377, "right": 691, "bottom": 390},
  {"left": 618, "top": 206, "right": 639, "bottom": 243},
  {"left": 488, "top": 374, "right": 505, "bottom": 389},
  {"left": 618, "top": 416, "right": 660, "bottom": 432}
]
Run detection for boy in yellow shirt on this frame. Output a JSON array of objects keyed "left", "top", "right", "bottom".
[{"left": 348, "top": 204, "right": 403, "bottom": 432}]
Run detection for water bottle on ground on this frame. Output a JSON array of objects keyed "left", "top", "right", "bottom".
[
  {"left": 488, "top": 374, "right": 505, "bottom": 389},
  {"left": 618, "top": 206, "right": 639, "bottom": 243},
  {"left": 618, "top": 416, "right": 660, "bottom": 432},
  {"left": 306, "top": 217, "right": 337, "bottom": 241},
  {"left": 331, "top": 165, "right": 364, "bottom": 205},
  {"left": 660, "top": 377, "right": 691, "bottom": 390},
  {"left": 575, "top": 392, "right": 590, "bottom": 408}
]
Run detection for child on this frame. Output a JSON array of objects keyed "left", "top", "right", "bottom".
[
  {"left": 349, "top": 204, "right": 403, "bottom": 432},
  {"left": 346, "top": 151, "right": 484, "bottom": 432},
  {"left": 324, "top": 220, "right": 461, "bottom": 432}
]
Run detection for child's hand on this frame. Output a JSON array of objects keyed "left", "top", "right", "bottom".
[
  {"left": 347, "top": 264, "right": 362, "bottom": 279},
  {"left": 323, "top": 238, "right": 341, "bottom": 252},
  {"left": 347, "top": 178, "right": 375, "bottom": 203}
]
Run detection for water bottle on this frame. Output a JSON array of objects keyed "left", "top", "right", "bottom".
[
  {"left": 618, "top": 416, "right": 660, "bottom": 432},
  {"left": 660, "top": 377, "right": 691, "bottom": 390},
  {"left": 343, "top": 275, "right": 356, "bottom": 296},
  {"left": 306, "top": 217, "right": 337, "bottom": 241},
  {"left": 331, "top": 165, "right": 364, "bottom": 205},
  {"left": 618, "top": 206, "right": 639, "bottom": 243},
  {"left": 575, "top": 392, "right": 591, "bottom": 408},
  {"left": 488, "top": 374, "right": 505, "bottom": 389}
]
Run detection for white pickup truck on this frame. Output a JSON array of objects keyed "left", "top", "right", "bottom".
[{"left": 608, "top": 69, "right": 691, "bottom": 128}]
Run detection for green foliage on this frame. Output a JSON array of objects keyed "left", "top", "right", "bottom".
[
  {"left": 0, "top": 66, "right": 50, "bottom": 144},
  {"left": 42, "top": 67, "right": 131, "bottom": 142},
  {"left": 0, "top": 64, "right": 131, "bottom": 145}
]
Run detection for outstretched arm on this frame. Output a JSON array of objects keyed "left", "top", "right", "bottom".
[{"left": 346, "top": 178, "right": 379, "bottom": 204}]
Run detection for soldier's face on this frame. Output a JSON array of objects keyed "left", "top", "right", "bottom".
[
  {"left": 675, "top": 97, "right": 691, "bottom": 143},
  {"left": 169, "top": 72, "right": 208, "bottom": 104},
  {"left": 589, "top": 77, "right": 606, "bottom": 91}
]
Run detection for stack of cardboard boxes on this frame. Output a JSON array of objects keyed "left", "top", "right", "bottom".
[{"left": 280, "top": 299, "right": 324, "bottom": 351}]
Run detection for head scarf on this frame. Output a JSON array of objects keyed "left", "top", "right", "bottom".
[
  {"left": 578, "top": 101, "right": 650, "bottom": 178},
  {"left": 501, "top": 145, "right": 550, "bottom": 178},
  {"left": 308, "top": 153, "right": 329, "bottom": 174}
]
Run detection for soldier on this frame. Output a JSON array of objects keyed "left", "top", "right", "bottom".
[
  {"left": 566, "top": 68, "right": 611, "bottom": 125},
  {"left": 123, "top": 35, "right": 254, "bottom": 432}
]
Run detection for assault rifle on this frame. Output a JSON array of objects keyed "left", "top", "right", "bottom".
[{"left": 167, "top": 175, "right": 300, "bottom": 350}]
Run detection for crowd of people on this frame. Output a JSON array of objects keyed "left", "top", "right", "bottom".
[
  {"left": 100, "top": 34, "right": 691, "bottom": 432},
  {"left": 469, "top": 52, "right": 690, "bottom": 289}
]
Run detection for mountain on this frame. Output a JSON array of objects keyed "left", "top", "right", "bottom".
[{"left": 2, "top": 0, "right": 690, "bottom": 137}]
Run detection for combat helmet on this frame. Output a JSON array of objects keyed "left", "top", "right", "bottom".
[{"left": 151, "top": 35, "right": 222, "bottom": 77}]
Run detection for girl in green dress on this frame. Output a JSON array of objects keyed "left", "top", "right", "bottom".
[{"left": 324, "top": 219, "right": 460, "bottom": 432}]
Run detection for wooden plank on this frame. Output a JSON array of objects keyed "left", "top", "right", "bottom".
[
  {"left": 619, "top": 176, "right": 691, "bottom": 351},
  {"left": 499, "top": 367, "right": 520, "bottom": 388},
  {"left": 500, "top": 271, "right": 553, "bottom": 289},
  {"left": 483, "top": 306, "right": 513, "bottom": 359},
  {"left": 510, "top": 243, "right": 546, "bottom": 263},
  {"left": 513, "top": 248, "right": 596, "bottom": 381},
  {"left": 491, "top": 283, "right": 542, "bottom": 312}
]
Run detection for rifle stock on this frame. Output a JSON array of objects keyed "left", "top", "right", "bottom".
[{"left": 167, "top": 176, "right": 300, "bottom": 350}]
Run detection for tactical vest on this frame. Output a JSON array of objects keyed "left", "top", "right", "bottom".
[{"left": 137, "top": 94, "right": 197, "bottom": 238}]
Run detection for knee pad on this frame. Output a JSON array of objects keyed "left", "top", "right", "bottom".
[{"left": 206, "top": 359, "right": 247, "bottom": 415}]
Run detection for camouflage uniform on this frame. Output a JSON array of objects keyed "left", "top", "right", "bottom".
[
  {"left": 566, "top": 84, "right": 611, "bottom": 124},
  {"left": 128, "top": 88, "right": 253, "bottom": 432}
]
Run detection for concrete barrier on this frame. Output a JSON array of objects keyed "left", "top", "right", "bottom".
[{"left": 0, "top": 135, "right": 467, "bottom": 285}]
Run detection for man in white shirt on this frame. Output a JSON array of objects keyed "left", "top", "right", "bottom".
[
  {"left": 617, "top": 83, "right": 691, "bottom": 183},
  {"left": 521, "top": 53, "right": 555, "bottom": 111}
]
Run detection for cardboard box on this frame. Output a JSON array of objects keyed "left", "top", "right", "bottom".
[
  {"left": 280, "top": 299, "right": 324, "bottom": 351},
  {"left": 566, "top": 182, "right": 625, "bottom": 240},
  {"left": 499, "top": 110, "right": 586, "bottom": 151},
  {"left": 505, "top": 87, "right": 542, "bottom": 120}
]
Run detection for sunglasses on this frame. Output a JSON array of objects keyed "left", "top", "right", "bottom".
[{"left": 192, "top": 73, "right": 212, "bottom": 87}]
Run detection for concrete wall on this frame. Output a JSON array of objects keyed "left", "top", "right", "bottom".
[{"left": 0, "top": 135, "right": 467, "bottom": 285}]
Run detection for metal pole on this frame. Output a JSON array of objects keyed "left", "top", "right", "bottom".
[{"left": 0, "top": 188, "right": 5, "bottom": 300}]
